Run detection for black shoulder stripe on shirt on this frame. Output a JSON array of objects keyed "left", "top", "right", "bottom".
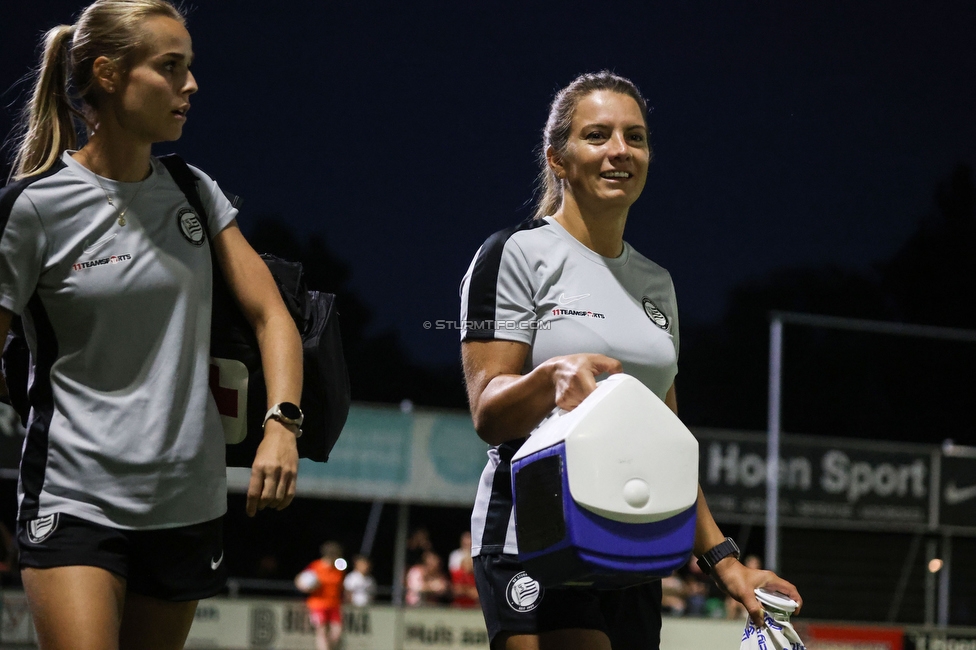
[
  {"left": 0, "top": 160, "right": 67, "bottom": 238},
  {"left": 464, "top": 218, "right": 549, "bottom": 341}
]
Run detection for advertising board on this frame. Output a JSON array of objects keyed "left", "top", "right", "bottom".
[
  {"left": 697, "top": 429, "right": 935, "bottom": 531},
  {"left": 798, "top": 622, "right": 905, "bottom": 649},
  {"left": 902, "top": 628, "right": 976, "bottom": 650},
  {"left": 937, "top": 449, "right": 976, "bottom": 533}
]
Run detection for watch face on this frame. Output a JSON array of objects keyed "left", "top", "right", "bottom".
[{"left": 278, "top": 402, "right": 303, "bottom": 421}]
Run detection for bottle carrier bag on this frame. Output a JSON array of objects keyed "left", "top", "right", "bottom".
[{"left": 158, "top": 154, "right": 350, "bottom": 466}]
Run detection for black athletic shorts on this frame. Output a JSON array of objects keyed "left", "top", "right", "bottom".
[
  {"left": 17, "top": 512, "right": 227, "bottom": 602},
  {"left": 473, "top": 553, "right": 663, "bottom": 649}
]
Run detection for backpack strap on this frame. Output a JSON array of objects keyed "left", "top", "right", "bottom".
[
  {"left": 158, "top": 154, "right": 243, "bottom": 242},
  {"left": 159, "top": 154, "right": 209, "bottom": 227}
]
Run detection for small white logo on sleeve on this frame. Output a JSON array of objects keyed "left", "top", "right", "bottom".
[
  {"left": 211, "top": 550, "right": 224, "bottom": 570},
  {"left": 177, "top": 208, "right": 206, "bottom": 246},
  {"left": 27, "top": 513, "right": 60, "bottom": 544},
  {"left": 642, "top": 297, "right": 670, "bottom": 331},
  {"left": 506, "top": 572, "right": 543, "bottom": 612}
]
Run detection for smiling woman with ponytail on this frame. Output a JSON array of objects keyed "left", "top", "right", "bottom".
[
  {"left": 458, "top": 71, "right": 803, "bottom": 649},
  {"left": 0, "top": 3, "right": 304, "bottom": 649}
]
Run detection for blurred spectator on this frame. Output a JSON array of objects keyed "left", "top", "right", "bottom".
[
  {"left": 451, "top": 554, "right": 479, "bottom": 608},
  {"left": 684, "top": 559, "right": 726, "bottom": 618},
  {"left": 344, "top": 555, "right": 377, "bottom": 607},
  {"left": 0, "top": 522, "right": 17, "bottom": 575},
  {"left": 448, "top": 531, "right": 472, "bottom": 572},
  {"left": 405, "top": 550, "right": 449, "bottom": 606},
  {"left": 295, "top": 542, "right": 345, "bottom": 650},
  {"left": 661, "top": 572, "right": 688, "bottom": 616},
  {"left": 255, "top": 554, "right": 279, "bottom": 579},
  {"left": 406, "top": 527, "right": 433, "bottom": 568},
  {"left": 726, "top": 555, "right": 762, "bottom": 620},
  {"left": 684, "top": 560, "right": 710, "bottom": 616}
]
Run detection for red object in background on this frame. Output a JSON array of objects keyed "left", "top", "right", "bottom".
[
  {"left": 450, "top": 568, "right": 478, "bottom": 608},
  {"left": 797, "top": 622, "right": 904, "bottom": 650}
]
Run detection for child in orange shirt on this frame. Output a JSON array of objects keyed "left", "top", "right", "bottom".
[{"left": 296, "top": 542, "right": 345, "bottom": 650}]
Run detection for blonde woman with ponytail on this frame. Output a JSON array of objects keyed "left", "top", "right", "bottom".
[
  {"left": 459, "top": 72, "right": 802, "bottom": 649},
  {"left": 0, "top": 2, "right": 304, "bottom": 648}
]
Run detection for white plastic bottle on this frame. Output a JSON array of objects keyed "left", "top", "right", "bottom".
[{"left": 739, "top": 588, "right": 806, "bottom": 650}]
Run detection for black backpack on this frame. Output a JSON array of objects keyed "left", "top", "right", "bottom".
[{"left": 2, "top": 155, "right": 350, "bottom": 467}]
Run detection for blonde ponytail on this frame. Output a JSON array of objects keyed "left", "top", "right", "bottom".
[{"left": 11, "top": 25, "right": 82, "bottom": 180}]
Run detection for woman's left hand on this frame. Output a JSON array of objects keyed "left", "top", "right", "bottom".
[
  {"left": 246, "top": 420, "right": 299, "bottom": 516},
  {"left": 711, "top": 557, "right": 803, "bottom": 626}
]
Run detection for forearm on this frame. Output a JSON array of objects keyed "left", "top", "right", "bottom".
[
  {"left": 693, "top": 485, "right": 727, "bottom": 557},
  {"left": 668, "top": 385, "right": 725, "bottom": 558},
  {"left": 254, "top": 309, "right": 303, "bottom": 411},
  {"left": 471, "top": 362, "right": 557, "bottom": 445}
]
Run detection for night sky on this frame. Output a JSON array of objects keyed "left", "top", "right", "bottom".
[{"left": 3, "top": 1, "right": 975, "bottom": 366}]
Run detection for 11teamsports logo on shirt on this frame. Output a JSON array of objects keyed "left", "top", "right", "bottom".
[
  {"left": 177, "top": 208, "right": 206, "bottom": 246},
  {"left": 72, "top": 253, "right": 132, "bottom": 271}
]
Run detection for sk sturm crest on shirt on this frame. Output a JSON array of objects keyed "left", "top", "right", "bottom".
[
  {"left": 642, "top": 297, "right": 670, "bottom": 331},
  {"left": 177, "top": 207, "right": 206, "bottom": 246}
]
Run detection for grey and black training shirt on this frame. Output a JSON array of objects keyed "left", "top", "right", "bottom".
[
  {"left": 459, "top": 216, "right": 680, "bottom": 556},
  {"left": 0, "top": 151, "right": 236, "bottom": 529}
]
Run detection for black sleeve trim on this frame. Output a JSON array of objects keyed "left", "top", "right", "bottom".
[
  {"left": 464, "top": 218, "right": 549, "bottom": 340},
  {"left": 0, "top": 161, "right": 67, "bottom": 239}
]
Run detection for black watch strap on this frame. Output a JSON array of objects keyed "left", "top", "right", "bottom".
[{"left": 696, "top": 537, "right": 740, "bottom": 575}]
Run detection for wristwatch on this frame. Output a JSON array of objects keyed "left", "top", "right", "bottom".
[
  {"left": 696, "top": 537, "right": 740, "bottom": 575},
  {"left": 263, "top": 402, "right": 304, "bottom": 437}
]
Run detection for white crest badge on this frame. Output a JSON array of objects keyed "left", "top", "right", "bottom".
[
  {"left": 642, "top": 297, "right": 670, "bottom": 332},
  {"left": 27, "top": 513, "right": 60, "bottom": 544},
  {"left": 177, "top": 208, "right": 206, "bottom": 246},
  {"left": 506, "top": 571, "right": 543, "bottom": 612}
]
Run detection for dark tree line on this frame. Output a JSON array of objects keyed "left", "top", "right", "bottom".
[
  {"left": 247, "top": 163, "right": 976, "bottom": 446},
  {"left": 242, "top": 220, "right": 468, "bottom": 409}
]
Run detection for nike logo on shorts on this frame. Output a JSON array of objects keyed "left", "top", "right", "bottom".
[{"left": 211, "top": 550, "right": 224, "bottom": 570}]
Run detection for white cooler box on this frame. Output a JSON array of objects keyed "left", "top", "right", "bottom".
[{"left": 511, "top": 374, "right": 700, "bottom": 588}]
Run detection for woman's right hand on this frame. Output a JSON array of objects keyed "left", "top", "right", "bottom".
[
  {"left": 545, "top": 353, "right": 623, "bottom": 411},
  {"left": 462, "top": 340, "right": 623, "bottom": 445}
]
